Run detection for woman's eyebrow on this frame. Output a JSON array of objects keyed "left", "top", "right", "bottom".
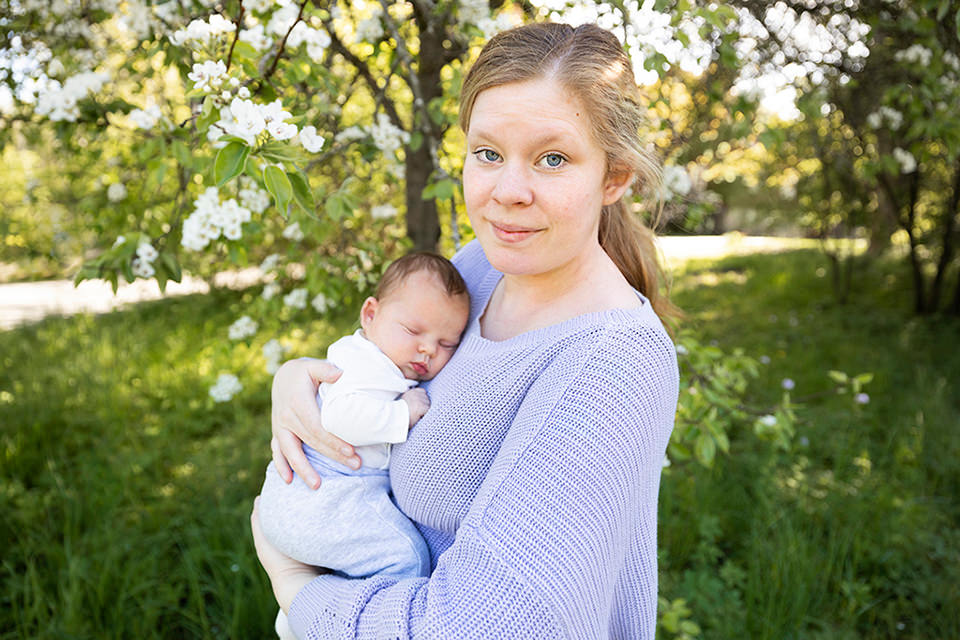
[{"left": 467, "top": 129, "right": 575, "bottom": 150}]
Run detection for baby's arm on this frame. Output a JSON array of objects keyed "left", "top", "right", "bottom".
[{"left": 321, "top": 381, "right": 429, "bottom": 446}]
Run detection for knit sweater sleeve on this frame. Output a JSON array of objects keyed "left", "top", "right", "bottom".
[{"left": 287, "top": 324, "right": 678, "bottom": 640}]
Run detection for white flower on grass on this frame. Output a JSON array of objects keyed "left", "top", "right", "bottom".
[
  {"left": 855, "top": 393, "right": 870, "bottom": 405},
  {"left": 781, "top": 378, "right": 796, "bottom": 391},
  {"left": 262, "top": 282, "right": 281, "bottom": 300},
  {"left": 188, "top": 60, "right": 228, "bottom": 93},
  {"left": 298, "top": 126, "right": 325, "bottom": 153},
  {"left": 209, "top": 373, "right": 243, "bottom": 402},
  {"left": 113, "top": 235, "right": 126, "bottom": 247},
  {"left": 662, "top": 454, "right": 671, "bottom": 468},
  {"left": 228, "top": 315, "right": 259, "bottom": 340},
  {"left": 311, "top": 293, "right": 330, "bottom": 313},
  {"left": 282, "top": 222, "right": 304, "bottom": 241},
  {"left": 370, "top": 204, "right": 397, "bottom": 220},
  {"left": 107, "top": 182, "right": 128, "bottom": 202},
  {"left": 675, "top": 343, "right": 688, "bottom": 355},
  {"left": 759, "top": 414, "right": 778, "bottom": 427},
  {"left": 131, "top": 258, "right": 156, "bottom": 278},
  {"left": 263, "top": 338, "right": 290, "bottom": 374},
  {"left": 892, "top": 148, "right": 917, "bottom": 174},
  {"left": 283, "top": 287, "right": 308, "bottom": 309},
  {"left": 260, "top": 253, "right": 282, "bottom": 273},
  {"left": 760, "top": 355, "right": 771, "bottom": 365}
]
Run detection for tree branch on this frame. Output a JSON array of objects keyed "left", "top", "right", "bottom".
[
  {"left": 225, "top": 5, "right": 245, "bottom": 72},
  {"left": 262, "top": 0, "right": 310, "bottom": 82}
]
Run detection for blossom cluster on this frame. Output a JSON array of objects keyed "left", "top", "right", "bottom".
[
  {"left": 238, "top": 177, "right": 272, "bottom": 214},
  {"left": 107, "top": 182, "right": 128, "bottom": 202},
  {"left": 34, "top": 71, "right": 109, "bottom": 122},
  {"left": 132, "top": 241, "right": 159, "bottom": 278},
  {"left": 370, "top": 204, "right": 397, "bottom": 220},
  {"left": 659, "top": 165, "right": 693, "bottom": 201},
  {"left": 865, "top": 106, "right": 903, "bottom": 130},
  {"left": 228, "top": 315, "right": 258, "bottom": 340},
  {"left": 181, "top": 186, "right": 253, "bottom": 251},
  {"left": 355, "top": 4, "right": 384, "bottom": 43},
  {"left": 458, "top": 0, "right": 515, "bottom": 38},
  {"left": 263, "top": 339, "right": 290, "bottom": 374},
  {"left": 266, "top": 2, "right": 332, "bottom": 62},
  {"left": 129, "top": 105, "right": 164, "bottom": 130},
  {"left": 892, "top": 147, "right": 917, "bottom": 174},
  {"left": 893, "top": 44, "right": 933, "bottom": 67},
  {"left": 209, "top": 373, "right": 243, "bottom": 402},
  {"left": 210, "top": 97, "right": 299, "bottom": 146},
  {"left": 170, "top": 15, "right": 236, "bottom": 48}
]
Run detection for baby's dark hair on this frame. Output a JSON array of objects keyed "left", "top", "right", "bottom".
[{"left": 376, "top": 251, "right": 468, "bottom": 302}]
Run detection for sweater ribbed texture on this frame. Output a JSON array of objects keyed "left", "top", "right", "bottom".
[{"left": 288, "top": 240, "right": 679, "bottom": 639}]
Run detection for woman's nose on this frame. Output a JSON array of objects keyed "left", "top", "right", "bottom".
[{"left": 491, "top": 164, "right": 533, "bottom": 206}]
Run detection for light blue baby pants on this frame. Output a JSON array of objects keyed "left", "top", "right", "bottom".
[{"left": 258, "top": 445, "right": 431, "bottom": 579}]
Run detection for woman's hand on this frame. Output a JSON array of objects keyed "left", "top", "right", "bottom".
[
  {"left": 271, "top": 358, "right": 360, "bottom": 489},
  {"left": 251, "top": 497, "right": 323, "bottom": 611}
]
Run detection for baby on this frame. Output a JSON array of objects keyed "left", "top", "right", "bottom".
[{"left": 257, "top": 251, "right": 470, "bottom": 640}]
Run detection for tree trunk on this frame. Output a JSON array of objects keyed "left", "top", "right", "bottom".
[
  {"left": 929, "top": 158, "right": 960, "bottom": 311},
  {"left": 405, "top": 145, "right": 440, "bottom": 251},
  {"left": 903, "top": 172, "right": 929, "bottom": 314}
]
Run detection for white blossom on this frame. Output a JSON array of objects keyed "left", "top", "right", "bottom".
[
  {"left": 209, "top": 373, "right": 243, "bottom": 402},
  {"left": 266, "top": 3, "right": 301, "bottom": 37},
  {"left": 370, "top": 204, "right": 397, "bottom": 220},
  {"left": 355, "top": 15, "right": 384, "bottom": 43},
  {"left": 759, "top": 414, "right": 778, "bottom": 427},
  {"left": 369, "top": 112, "right": 410, "bottom": 156},
  {"left": 335, "top": 125, "right": 367, "bottom": 144},
  {"left": 47, "top": 59, "right": 65, "bottom": 77},
  {"left": 170, "top": 15, "right": 236, "bottom": 47},
  {"left": 944, "top": 52, "right": 960, "bottom": 72},
  {"left": 282, "top": 222, "right": 304, "bottom": 241},
  {"left": 107, "top": 182, "right": 128, "bottom": 202},
  {"left": 242, "top": 0, "right": 275, "bottom": 13},
  {"left": 215, "top": 97, "right": 266, "bottom": 145},
  {"left": 865, "top": 111, "right": 882, "bottom": 129},
  {"left": 228, "top": 315, "right": 259, "bottom": 340},
  {"left": 892, "top": 147, "right": 916, "bottom": 173},
  {"left": 660, "top": 165, "right": 692, "bottom": 199},
  {"left": 298, "top": 125, "right": 325, "bottom": 153},
  {"left": 188, "top": 60, "right": 228, "bottom": 93},
  {"left": 129, "top": 105, "right": 162, "bottom": 130},
  {"left": 34, "top": 71, "right": 109, "bottom": 122},
  {"left": 180, "top": 186, "right": 253, "bottom": 251},
  {"left": 894, "top": 44, "right": 933, "bottom": 67},
  {"left": 662, "top": 454, "right": 671, "bottom": 468},
  {"left": 256, "top": 256, "right": 279, "bottom": 276},
  {"left": 238, "top": 178, "right": 271, "bottom": 214},
  {"left": 855, "top": 393, "right": 870, "bottom": 405},
  {"left": 675, "top": 343, "right": 688, "bottom": 355},
  {"left": 239, "top": 24, "right": 273, "bottom": 50},
  {"left": 268, "top": 120, "right": 297, "bottom": 140},
  {"left": 263, "top": 339, "right": 290, "bottom": 374},
  {"left": 283, "top": 287, "right": 308, "bottom": 309},
  {"left": 781, "top": 378, "right": 795, "bottom": 391},
  {"left": 136, "top": 242, "right": 158, "bottom": 263},
  {"left": 131, "top": 257, "right": 155, "bottom": 278},
  {"left": 311, "top": 293, "right": 330, "bottom": 313},
  {"left": 262, "top": 282, "right": 281, "bottom": 300},
  {"left": 113, "top": 235, "right": 126, "bottom": 247}
]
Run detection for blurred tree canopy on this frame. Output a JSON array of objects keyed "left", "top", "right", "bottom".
[{"left": 1, "top": 0, "right": 958, "bottom": 314}]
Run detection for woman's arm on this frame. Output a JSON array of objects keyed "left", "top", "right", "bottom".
[
  {"left": 270, "top": 358, "right": 361, "bottom": 488},
  {"left": 283, "top": 328, "right": 679, "bottom": 639}
]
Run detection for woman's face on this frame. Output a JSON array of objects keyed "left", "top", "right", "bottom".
[{"left": 462, "top": 76, "right": 632, "bottom": 281}]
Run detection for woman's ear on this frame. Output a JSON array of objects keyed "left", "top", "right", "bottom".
[
  {"left": 359, "top": 297, "right": 379, "bottom": 332},
  {"left": 602, "top": 169, "right": 635, "bottom": 206}
]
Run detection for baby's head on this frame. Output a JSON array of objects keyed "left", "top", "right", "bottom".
[{"left": 360, "top": 252, "right": 470, "bottom": 381}]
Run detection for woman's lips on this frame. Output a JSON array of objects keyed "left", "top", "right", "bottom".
[{"left": 490, "top": 221, "right": 541, "bottom": 243}]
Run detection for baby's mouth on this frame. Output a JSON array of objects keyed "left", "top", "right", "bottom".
[{"left": 411, "top": 362, "right": 428, "bottom": 376}]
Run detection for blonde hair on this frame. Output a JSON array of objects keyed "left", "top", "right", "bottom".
[{"left": 459, "top": 22, "right": 678, "bottom": 323}]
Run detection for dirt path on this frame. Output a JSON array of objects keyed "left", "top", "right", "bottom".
[{"left": 0, "top": 235, "right": 814, "bottom": 331}]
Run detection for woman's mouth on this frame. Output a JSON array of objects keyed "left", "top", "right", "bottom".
[{"left": 490, "top": 221, "right": 541, "bottom": 243}]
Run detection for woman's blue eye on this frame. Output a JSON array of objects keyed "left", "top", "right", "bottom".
[
  {"left": 476, "top": 149, "right": 500, "bottom": 162},
  {"left": 542, "top": 153, "right": 565, "bottom": 168}
]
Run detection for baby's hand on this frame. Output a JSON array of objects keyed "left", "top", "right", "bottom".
[{"left": 402, "top": 388, "right": 430, "bottom": 427}]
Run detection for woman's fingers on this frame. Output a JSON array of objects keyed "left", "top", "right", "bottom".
[
  {"left": 314, "top": 429, "right": 360, "bottom": 470},
  {"left": 275, "top": 428, "right": 319, "bottom": 489},
  {"left": 270, "top": 436, "right": 293, "bottom": 484}
]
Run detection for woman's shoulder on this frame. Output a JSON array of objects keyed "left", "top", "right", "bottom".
[{"left": 451, "top": 239, "right": 494, "bottom": 283}]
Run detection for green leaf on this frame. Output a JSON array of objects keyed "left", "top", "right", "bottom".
[
  {"left": 828, "top": 370, "right": 849, "bottom": 384},
  {"left": 263, "top": 165, "right": 293, "bottom": 213},
  {"left": 288, "top": 171, "right": 316, "bottom": 216},
  {"left": 215, "top": 141, "right": 250, "bottom": 186},
  {"left": 230, "top": 41, "right": 259, "bottom": 62},
  {"left": 173, "top": 139, "right": 192, "bottom": 167},
  {"left": 197, "top": 96, "right": 219, "bottom": 134},
  {"left": 694, "top": 433, "right": 716, "bottom": 467},
  {"left": 160, "top": 252, "right": 182, "bottom": 282},
  {"left": 433, "top": 178, "right": 455, "bottom": 200}
]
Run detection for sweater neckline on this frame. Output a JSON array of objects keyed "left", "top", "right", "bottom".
[{"left": 460, "top": 268, "right": 651, "bottom": 351}]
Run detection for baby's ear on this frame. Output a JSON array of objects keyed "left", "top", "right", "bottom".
[{"left": 359, "top": 296, "right": 379, "bottom": 331}]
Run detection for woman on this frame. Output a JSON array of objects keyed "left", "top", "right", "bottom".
[{"left": 252, "top": 22, "right": 679, "bottom": 639}]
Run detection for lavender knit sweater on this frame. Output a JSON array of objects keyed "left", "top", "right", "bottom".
[{"left": 287, "top": 240, "right": 679, "bottom": 639}]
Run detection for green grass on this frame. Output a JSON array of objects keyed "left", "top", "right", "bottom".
[{"left": 1, "top": 249, "right": 958, "bottom": 638}]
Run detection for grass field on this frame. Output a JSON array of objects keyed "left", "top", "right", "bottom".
[{"left": 1, "top": 248, "right": 958, "bottom": 638}]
